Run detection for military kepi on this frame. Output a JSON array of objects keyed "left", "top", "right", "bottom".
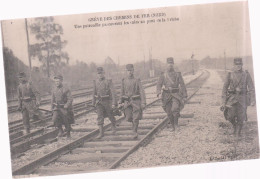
[
  {"left": 126, "top": 64, "right": 134, "bottom": 70},
  {"left": 54, "top": 74, "right": 63, "bottom": 80},
  {"left": 97, "top": 67, "right": 104, "bottom": 74},
  {"left": 234, "top": 58, "right": 243, "bottom": 65},
  {"left": 167, "top": 57, "right": 174, "bottom": 64},
  {"left": 18, "top": 72, "right": 26, "bottom": 78}
]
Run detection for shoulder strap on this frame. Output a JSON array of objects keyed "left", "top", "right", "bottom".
[
  {"left": 63, "top": 86, "right": 70, "bottom": 94},
  {"left": 165, "top": 71, "right": 176, "bottom": 85}
]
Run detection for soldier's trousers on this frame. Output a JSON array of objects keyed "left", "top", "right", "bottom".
[
  {"left": 164, "top": 97, "right": 181, "bottom": 125},
  {"left": 21, "top": 101, "right": 41, "bottom": 130},
  {"left": 124, "top": 102, "right": 142, "bottom": 126},
  {"left": 225, "top": 102, "right": 246, "bottom": 127},
  {"left": 96, "top": 103, "right": 116, "bottom": 126},
  {"left": 52, "top": 108, "right": 71, "bottom": 131}
]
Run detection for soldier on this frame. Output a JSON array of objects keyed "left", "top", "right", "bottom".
[
  {"left": 51, "top": 74, "right": 73, "bottom": 138},
  {"left": 119, "top": 64, "right": 146, "bottom": 139},
  {"left": 17, "top": 72, "right": 41, "bottom": 134},
  {"left": 156, "top": 57, "right": 187, "bottom": 131},
  {"left": 221, "top": 58, "right": 255, "bottom": 136},
  {"left": 92, "top": 67, "right": 117, "bottom": 139}
]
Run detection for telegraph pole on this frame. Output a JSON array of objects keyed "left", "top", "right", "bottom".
[
  {"left": 143, "top": 53, "right": 146, "bottom": 71},
  {"left": 25, "top": 18, "right": 32, "bottom": 80},
  {"left": 224, "top": 50, "right": 226, "bottom": 73},
  {"left": 191, "top": 53, "right": 194, "bottom": 75}
]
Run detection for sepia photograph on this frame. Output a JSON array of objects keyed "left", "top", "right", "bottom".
[{"left": 0, "top": 0, "right": 259, "bottom": 178}]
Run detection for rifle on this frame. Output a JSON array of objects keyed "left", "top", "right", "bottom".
[
  {"left": 52, "top": 103, "right": 66, "bottom": 112},
  {"left": 38, "top": 108, "right": 52, "bottom": 113}
]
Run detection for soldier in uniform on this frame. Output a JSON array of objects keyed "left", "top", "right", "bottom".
[
  {"left": 221, "top": 58, "right": 255, "bottom": 136},
  {"left": 17, "top": 72, "right": 41, "bottom": 134},
  {"left": 119, "top": 64, "right": 146, "bottom": 139},
  {"left": 51, "top": 74, "right": 73, "bottom": 138},
  {"left": 92, "top": 67, "right": 117, "bottom": 139},
  {"left": 156, "top": 57, "right": 187, "bottom": 131}
]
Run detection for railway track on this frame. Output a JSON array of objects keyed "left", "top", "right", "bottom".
[
  {"left": 7, "top": 78, "right": 158, "bottom": 113},
  {"left": 8, "top": 79, "right": 158, "bottom": 135},
  {"left": 11, "top": 70, "right": 209, "bottom": 176},
  {"left": 8, "top": 79, "right": 161, "bottom": 158}
]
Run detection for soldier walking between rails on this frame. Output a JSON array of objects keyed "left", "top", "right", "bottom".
[
  {"left": 17, "top": 72, "right": 41, "bottom": 134},
  {"left": 92, "top": 67, "right": 117, "bottom": 139},
  {"left": 51, "top": 74, "right": 74, "bottom": 139},
  {"left": 119, "top": 64, "right": 146, "bottom": 139},
  {"left": 156, "top": 57, "right": 187, "bottom": 131},
  {"left": 221, "top": 58, "right": 255, "bottom": 136}
]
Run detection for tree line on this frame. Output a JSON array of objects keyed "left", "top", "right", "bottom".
[{"left": 3, "top": 16, "right": 200, "bottom": 100}]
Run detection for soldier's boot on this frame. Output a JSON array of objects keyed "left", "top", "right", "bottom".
[
  {"left": 24, "top": 127, "right": 30, "bottom": 135},
  {"left": 58, "top": 127, "right": 64, "bottom": 137},
  {"left": 66, "top": 130, "right": 71, "bottom": 139},
  {"left": 64, "top": 126, "right": 73, "bottom": 133},
  {"left": 97, "top": 125, "right": 104, "bottom": 139},
  {"left": 132, "top": 122, "right": 135, "bottom": 132},
  {"left": 132, "top": 122, "right": 138, "bottom": 139},
  {"left": 173, "top": 116, "right": 179, "bottom": 128},
  {"left": 237, "top": 124, "right": 243, "bottom": 137},
  {"left": 111, "top": 123, "right": 116, "bottom": 135},
  {"left": 170, "top": 119, "right": 175, "bottom": 132},
  {"left": 65, "top": 124, "right": 72, "bottom": 139},
  {"left": 233, "top": 125, "right": 237, "bottom": 135}
]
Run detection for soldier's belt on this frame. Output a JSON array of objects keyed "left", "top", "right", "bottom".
[
  {"left": 227, "top": 90, "right": 247, "bottom": 95},
  {"left": 53, "top": 103, "right": 65, "bottom": 107},
  {"left": 121, "top": 95, "right": 140, "bottom": 101},
  {"left": 163, "top": 88, "right": 179, "bottom": 93},
  {"left": 21, "top": 97, "right": 34, "bottom": 102},
  {"left": 95, "top": 95, "right": 110, "bottom": 100},
  {"left": 131, "top": 95, "right": 141, "bottom": 100},
  {"left": 121, "top": 96, "right": 130, "bottom": 102}
]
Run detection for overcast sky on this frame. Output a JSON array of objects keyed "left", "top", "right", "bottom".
[{"left": 1, "top": 1, "right": 252, "bottom": 66}]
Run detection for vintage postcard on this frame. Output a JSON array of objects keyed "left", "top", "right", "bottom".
[{"left": 0, "top": 0, "right": 259, "bottom": 178}]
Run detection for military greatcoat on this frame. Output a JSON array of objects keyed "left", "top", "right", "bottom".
[
  {"left": 17, "top": 82, "right": 41, "bottom": 130},
  {"left": 120, "top": 76, "right": 146, "bottom": 124},
  {"left": 92, "top": 77, "right": 117, "bottom": 126},
  {"left": 222, "top": 70, "right": 255, "bottom": 124},
  {"left": 51, "top": 84, "right": 74, "bottom": 130},
  {"left": 157, "top": 70, "right": 187, "bottom": 118}
]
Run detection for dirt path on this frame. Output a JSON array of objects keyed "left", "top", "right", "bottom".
[{"left": 119, "top": 69, "right": 259, "bottom": 169}]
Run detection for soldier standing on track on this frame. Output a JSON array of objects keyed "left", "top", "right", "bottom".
[
  {"left": 221, "top": 58, "right": 255, "bottom": 136},
  {"left": 17, "top": 72, "right": 41, "bottom": 134},
  {"left": 92, "top": 67, "right": 117, "bottom": 139},
  {"left": 51, "top": 74, "right": 73, "bottom": 138},
  {"left": 156, "top": 57, "right": 187, "bottom": 131},
  {"left": 119, "top": 64, "right": 146, "bottom": 139}
]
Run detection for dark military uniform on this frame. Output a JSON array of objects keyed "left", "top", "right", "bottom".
[
  {"left": 92, "top": 67, "right": 117, "bottom": 138},
  {"left": 17, "top": 72, "right": 41, "bottom": 134},
  {"left": 222, "top": 58, "right": 255, "bottom": 135},
  {"left": 120, "top": 64, "right": 146, "bottom": 138},
  {"left": 156, "top": 57, "right": 187, "bottom": 130},
  {"left": 51, "top": 75, "right": 73, "bottom": 137}
]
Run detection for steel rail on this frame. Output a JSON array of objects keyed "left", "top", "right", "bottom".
[
  {"left": 109, "top": 70, "right": 210, "bottom": 169},
  {"left": 12, "top": 70, "right": 206, "bottom": 176}
]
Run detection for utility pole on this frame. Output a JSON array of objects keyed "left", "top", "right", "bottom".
[
  {"left": 143, "top": 53, "right": 146, "bottom": 71},
  {"left": 224, "top": 50, "right": 226, "bottom": 73},
  {"left": 149, "top": 47, "right": 154, "bottom": 77},
  {"left": 191, "top": 53, "right": 194, "bottom": 75},
  {"left": 25, "top": 18, "right": 32, "bottom": 80}
]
